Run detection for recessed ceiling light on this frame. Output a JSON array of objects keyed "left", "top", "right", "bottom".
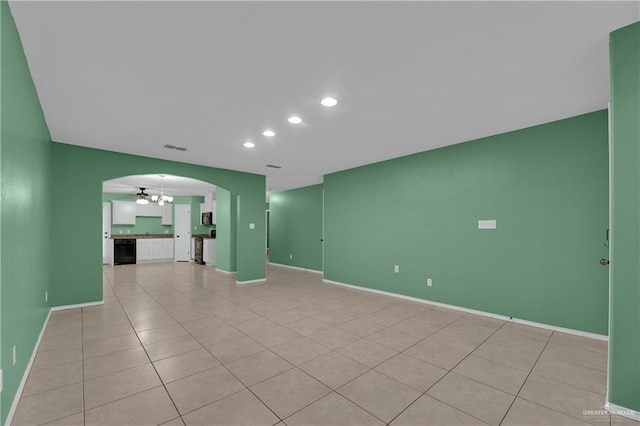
[
  {"left": 243, "top": 141, "right": 255, "bottom": 148},
  {"left": 263, "top": 130, "right": 276, "bottom": 137},
  {"left": 321, "top": 97, "right": 338, "bottom": 107},
  {"left": 288, "top": 116, "right": 302, "bottom": 124}
]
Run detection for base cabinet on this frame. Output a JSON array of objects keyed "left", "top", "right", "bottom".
[{"left": 136, "top": 238, "right": 174, "bottom": 263}]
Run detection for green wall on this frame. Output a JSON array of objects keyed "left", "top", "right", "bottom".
[
  {"left": 269, "top": 184, "right": 323, "bottom": 271},
  {"left": 1, "top": 2, "right": 52, "bottom": 423},
  {"left": 51, "top": 142, "right": 265, "bottom": 305},
  {"left": 324, "top": 111, "right": 609, "bottom": 335},
  {"left": 608, "top": 22, "right": 640, "bottom": 413},
  {"left": 216, "top": 188, "right": 237, "bottom": 273}
]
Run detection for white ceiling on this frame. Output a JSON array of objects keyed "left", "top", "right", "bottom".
[
  {"left": 103, "top": 174, "right": 215, "bottom": 197},
  {"left": 9, "top": 1, "right": 639, "bottom": 193}
]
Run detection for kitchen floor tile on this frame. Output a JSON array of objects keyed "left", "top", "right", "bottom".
[
  {"left": 250, "top": 368, "right": 331, "bottom": 418},
  {"left": 307, "top": 327, "right": 360, "bottom": 350},
  {"left": 453, "top": 355, "right": 529, "bottom": 395},
  {"left": 154, "top": 348, "right": 221, "bottom": 383},
  {"left": 144, "top": 334, "right": 202, "bottom": 362},
  {"left": 519, "top": 374, "right": 608, "bottom": 424},
  {"left": 84, "top": 363, "right": 161, "bottom": 409},
  {"left": 83, "top": 346, "right": 150, "bottom": 380},
  {"left": 181, "top": 389, "right": 279, "bottom": 426},
  {"left": 285, "top": 392, "right": 385, "bottom": 426},
  {"left": 337, "top": 338, "right": 397, "bottom": 367},
  {"left": 84, "top": 386, "right": 179, "bottom": 426},
  {"left": 502, "top": 397, "right": 591, "bottom": 425},
  {"left": 299, "top": 351, "right": 369, "bottom": 390},
  {"left": 270, "top": 337, "right": 332, "bottom": 365},
  {"left": 23, "top": 360, "right": 83, "bottom": 396},
  {"left": 165, "top": 366, "right": 245, "bottom": 415},
  {"left": 375, "top": 353, "right": 447, "bottom": 392},
  {"left": 426, "top": 373, "right": 515, "bottom": 425},
  {"left": 391, "top": 394, "right": 487, "bottom": 425},
  {"left": 404, "top": 339, "right": 469, "bottom": 370},
  {"left": 337, "top": 370, "right": 421, "bottom": 423},
  {"left": 12, "top": 383, "right": 83, "bottom": 426},
  {"left": 206, "top": 335, "right": 265, "bottom": 364},
  {"left": 225, "top": 350, "right": 293, "bottom": 386}
]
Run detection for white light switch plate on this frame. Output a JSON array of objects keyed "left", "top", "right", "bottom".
[
  {"left": 0, "top": 369, "right": 3, "bottom": 393},
  {"left": 249, "top": 223, "right": 255, "bottom": 229},
  {"left": 478, "top": 220, "right": 497, "bottom": 229}
]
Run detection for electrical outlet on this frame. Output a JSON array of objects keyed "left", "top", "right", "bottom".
[
  {"left": 12, "top": 346, "right": 16, "bottom": 366},
  {"left": 427, "top": 278, "right": 433, "bottom": 287},
  {"left": 45, "top": 291, "right": 48, "bottom": 302},
  {"left": 127, "top": 229, "right": 130, "bottom": 234},
  {"left": 119, "top": 230, "right": 123, "bottom": 234},
  {"left": 289, "top": 254, "right": 293, "bottom": 260},
  {"left": 394, "top": 265, "right": 400, "bottom": 273}
]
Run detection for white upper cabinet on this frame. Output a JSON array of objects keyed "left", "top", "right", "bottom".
[
  {"left": 112, "top": 200, "right": 136, "bottom": 225},
  {"left": 161, "top": 205, "right": 173, "bottom": 225}
]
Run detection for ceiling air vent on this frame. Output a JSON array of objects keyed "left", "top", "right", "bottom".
[
  {"left": 163, "top": 144, "right": 187, "bottom": 152},
  {"left": 266, "top": 164, "right": 282, "bottom": 169}
]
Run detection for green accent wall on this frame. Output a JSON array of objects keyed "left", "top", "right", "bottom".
[
  {"left": 608, "top": 21, "right": 640, "bottom": 413},
  {"left": 269, "top": 184, "right": 323, "bottom": 271},
  {"left": 216, "top": 188, "right": 237, "bottom": 273},
  {"left": 1, "top": 2, "right": 52, "bottom": 423},
  {"left": 51, "top": 142, "right": 265, "bottom": 306},
  {"left": 324, "top": 111, "right": 609, "bottom": 335}
]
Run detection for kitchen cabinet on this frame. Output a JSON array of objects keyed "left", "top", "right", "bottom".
[
  {"left": 161, "top": 205, "right": 173, "bottom": 225},
  {"left": 163, "top": 239, "right": 174, "bottom": 260},
  {"left": 137, "top": 239, "right": 152, "bottom": 261},
  {"left": 136, "top": 238, "right": 174, "bottom": 263},
  {"left": 112, "top": 200, "right": 136, "bottom": 225},
  {"left": 204, "top": 239, "right": 216, "bottom": 266}
]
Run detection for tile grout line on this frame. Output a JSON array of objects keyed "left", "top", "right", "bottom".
[
  {"left": 497, "top": 329, "right": 555, "bottom": 425},
  {"left": 103, "top": 269, "right": 184, "bottom": 422},
  {"left": 384, "top": 315, "right": 512, "bottom": 425}
]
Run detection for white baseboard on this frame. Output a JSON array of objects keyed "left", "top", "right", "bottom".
[
  {"left": 323, "top": 279, "right": 608, "bottom": 341},
  {"left": 606, "top": 402, "right": 640, "bottom": 421},
  {"left": 216, "top": 268, "right": 237, "bottom": 275},
  {"left": 268, "top": 262, "right": 323, "bottom": 274},
  {"left": 6, "top": 299, "right": 106, "bottom": 425},
  {"left": 51, "top": 300, "right": 104, "bottom": 311},
  {"left": 236, "top": 278, "right": 267, "bottom": 285},
  {"left": 5, "top": 309, "right": 51, "bottom": 426}
]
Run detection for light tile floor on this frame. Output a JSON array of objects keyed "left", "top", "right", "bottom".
[{"left": 11, "top": 262, "right": 637, "bottom": 426}]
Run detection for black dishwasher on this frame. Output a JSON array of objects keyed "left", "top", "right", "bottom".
[{"left": 114, "top": 239, "right": 136, "bottom": 265}]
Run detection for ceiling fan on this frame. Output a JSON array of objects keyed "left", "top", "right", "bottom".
[
  {"left": 134, "top": 176, "right": 173, "bottom": 206},
  {"left": 135, "top": 188, "right": 150, "bottom": 205}
]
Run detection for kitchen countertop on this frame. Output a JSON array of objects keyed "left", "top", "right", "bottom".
[{"left": 111, "top": 234, "right": 173, "bottom": 239}]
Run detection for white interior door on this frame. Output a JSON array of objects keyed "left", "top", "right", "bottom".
[
  {"left": 174, "top": 204, "right": 190, "bottom": 261},
  {"left": 102, "top": 202, "right": 111, "bottom": 264}
]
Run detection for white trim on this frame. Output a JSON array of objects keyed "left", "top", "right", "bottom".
[
  {"left": 6, "top": 309, "right": 52, "bottom": 426},
  {"left": 605, "top": 402, "right": 640, "bottom": 422},
  {"left": 606, "top": 101, "right": 613, "bottom": 405},
  {"left": 236, "top": 278, "right": 267, "bottom": 285},
  {"left": 268, "top": 262, "right": 322, "bottom": 274},
  {"left": 51, "top": 300, "right": 104, "bottom": 311},
  {"left": 323, "top": 279, "right": 609, "bottom": 341},
  {"left": 216, "top": 268, "right": 237, "bottom": 275}
]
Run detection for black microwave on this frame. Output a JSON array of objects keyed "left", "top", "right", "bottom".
[{"left": 202, "top": 212, "right": 213, "bottom": 225}]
